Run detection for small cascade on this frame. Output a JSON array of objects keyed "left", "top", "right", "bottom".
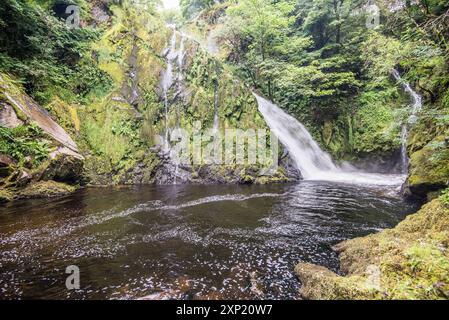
[
  {"left": 391, "top": 69, "right": 422, "bottom": 123},
  {"left": 161, "top": 29, "right": 177, "bottom": 151},
  {"left": 254, "top": 93, "right": 405, "bottom": 185},
  {"left": 177, "top": 35, "right": 185, "bottom": 73},
  {"left": 212, "top": 79, "right": 219, "bottom": 134},
  {"left": 400, "top": 124, "right": 408, "bottom": 173},
  {"left": 392, "top": 69, "right": 423, "bottom": 173}
]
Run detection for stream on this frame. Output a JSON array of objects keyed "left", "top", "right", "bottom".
[{"left": 0, "top": 182, "right": 419, "bottom": 299}]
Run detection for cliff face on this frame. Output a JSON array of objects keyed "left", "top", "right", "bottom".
[
  {"left": 0, "top": 0, "right": 298, "bottom": 202},
  {"left": 295, "top": 193, "right": 449, "bottom": 300},
  {"left": 76, "top": 2, "right": 297, "bottom": 185},
  {"left": 0, "top": 74, "right": 84, "bottom": 202}
]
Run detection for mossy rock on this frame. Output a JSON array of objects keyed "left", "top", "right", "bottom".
[
  {"left": 0, "top": 188, "right": 13, "bottom": 203},
  {"left": 407, "top": 135, "right": 449, "bottom": 197},
  {"left": 41, "top": 152, "right": 84, "bottom": 184},
  {"left": 18, "top": 181, "right": 77, "bottom": 199},
  {"left": 295, "top": 197, "right": 449, "bottom": 300}
]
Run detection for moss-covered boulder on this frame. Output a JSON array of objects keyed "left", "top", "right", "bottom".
[
  {"left": 0, "top": 188, "right": 13, "bottom": 203},
  {"left": 17, "top": 181, "right": 77, "bottom": 199},
  {"left": 407, "top": 135, "right": 449, "bottom": 198},
  {"left": 40, "top": 148, "right": 85, "bottom": 184},
  {"left": 295, "top": 194, "right": 449, "bottom": 300}
]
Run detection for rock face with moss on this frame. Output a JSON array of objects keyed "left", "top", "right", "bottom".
[
  {"left": 406, "top": 116, "right": 449, "bottom": 198},
  {"left": 0, "top": 0, "right": 298, "bottom": 202},
  {"left": 1, "top": 73, "right": 83, "bottom": 201},
  {"left": 295, "top": 192, "right": 449, "bottom": 299},
  {"left": 73, "top": 2, "right": 298, "bottom": 185}
]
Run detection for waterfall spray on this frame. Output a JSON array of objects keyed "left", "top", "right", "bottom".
[{"left": 254, "top": 93, "right": 405, "bottom": 185}]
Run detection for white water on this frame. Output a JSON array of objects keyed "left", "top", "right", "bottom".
[
  {"left": 161, "top": 29, "right": 177, "bottom": 151},
  {"left": 392, "top": 69, "right": 422, "bottom": 123},
  {"left": 177, "top": 34, "right": 185, "bottom": 80},
  {"left": 400, "top": 124, "right": 408, "bottom": 173},
  {"left": 392, "top": 69, "right": 423, "bottom": 173},
  {"left": 161, "top": 28, "right": 188, "bottom": 183},
  {"left": 213, "top": 80, "right": 219, "bottom": 134},
  {"left": 254, "top": 93, "right": 405, "bottom": 186}
]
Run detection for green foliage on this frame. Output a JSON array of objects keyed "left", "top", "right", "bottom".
[
  {"left": 441, "top": 188, "right": 449, "bottom": 206},
  {"left": 180, "top": 0, "right": 215, "bottom": 19},
  {"left": 218, "top": 0, "right": 366, "bottom": 133},
  {"left": 0, "top": 0, "right": 106, "bottom": 104},
  {"left": 71, "top": 59, "right": 114, "bottom": 103},
  {"left": 0, "top": 123, "right": 50, "bottom": 166}
]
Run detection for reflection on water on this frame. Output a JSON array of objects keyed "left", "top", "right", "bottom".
[{"left": 0, "top": 182, "right": 419, "bottom": 299}]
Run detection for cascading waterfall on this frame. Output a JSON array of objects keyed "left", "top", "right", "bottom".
[
  {"left": 400, "top": 124, "right": 408, "bottom": 173},
  {"left": 391, "top": 69, "right": 422, "bottom": 120},
  {"left": 212, "top": 79, "right": 219, "bottom": 134},
  {"left": 254, "top": 94, "right": 336, "bottom": 179},
  {"left": 173, "top": 34, "right": 185, "bottom": 185},
  {"left": 161, "top": 28, "right": 187, "bottom": 184},
  {"left": 254, "top": 93, "right": 405, "bottom": 186},
  {"left": 177, "top": 35, "right": 185, "bottom": 81},
  {"left": 391, "top": 69, "right": 423, "bottom": 173},
  {"left": 161, "top": 29, "right": 177, "bottom": 151}
]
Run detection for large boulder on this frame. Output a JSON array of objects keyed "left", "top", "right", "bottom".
[
  {"left": 40, "top": 147, "right": 84, "bottom": 184},
  {"left": 0, "top": 74, "right": 79, "bottom": 153},
  {"left": 405, "top": 135, "right": 449, "bottom": 198},
  {"left": 295, "top": 197, "right": 449, "bottom": 300}
]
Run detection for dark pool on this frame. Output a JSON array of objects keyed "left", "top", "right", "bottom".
[{"left": 0, "top": 182, "right": 419, "bottom": 299}]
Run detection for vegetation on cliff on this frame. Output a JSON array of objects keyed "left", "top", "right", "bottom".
[
  {"left": 180, "top": 0, "right": 449, "bottom": 195},
  {"left": 1, "top": 0, "right": 295, "bottom": 199},
  {"left": 184, "top": 1, "right": 447, "bottom": 162}
]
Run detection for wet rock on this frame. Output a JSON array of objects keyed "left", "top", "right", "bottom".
[
  {"left": 0, "top": 102, "right": 23, "bottom": 128},
  {"left": 0, "top": 154, "right": 15, "bottom": 179},
  {"left": 91, "top": 2, "right": 110, "bottom": 25},
  {"left": 0, "top": 154, "right": 14, "bottom": 167},
  {"left": 279, "top": 151, "right": 302, "bottom": 181},
  {"left": 16, "top": 170, "right": 31, "bottom": 187}
]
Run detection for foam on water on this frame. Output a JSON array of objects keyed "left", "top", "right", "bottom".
[{"left": 254, "top": 93, "right": 406, "bottom": 186}]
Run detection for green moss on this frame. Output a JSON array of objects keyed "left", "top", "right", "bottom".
[
  {"left": 441, "top": 188, "right": 449, "bottom": 207},
  {"left": 18, "top": 181, "right": 77, "bottom": 199},
  {"left": 296, "top": 198, "right": 449, "bottom": 300},
  {"left": 351, "top": 88, "right": 402, "bottom": 156},
  {"left": 408, "top": 135, "right": 449, "bottom": 190},
  {"left": 0, "top": 188, "right": 13, "bottom": 203}
]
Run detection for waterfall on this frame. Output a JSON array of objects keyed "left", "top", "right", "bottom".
[
  {"left": 177, "top": 34, "right": 185, "bottom": 79},
  {"left": 161, "top": 29, "right": 177, "bottom": 151},
  {"left": 392, "top": 69, "right": 423, "bottom": 173},
  {"left": 254, "top": 93, "right": 405, "bottom": 185},
  {"left": 400, "top": 124, "right": 408, "bottom": 173},
  {"left": 391, "top": 69, "right": 422, "bottom": 123},
  {"left": 161, "top": 28, "right": 188, "bottom": 184},
  {"left": 213, "top": 80, "right": 219, "bottom": 134},
  {"left": 254, "top": 94, "right": 337, "bottom": 179}
]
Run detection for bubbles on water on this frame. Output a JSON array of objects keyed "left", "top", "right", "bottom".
[{"left": 0, "top": 183, "right": 418, "bottom": 299}]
